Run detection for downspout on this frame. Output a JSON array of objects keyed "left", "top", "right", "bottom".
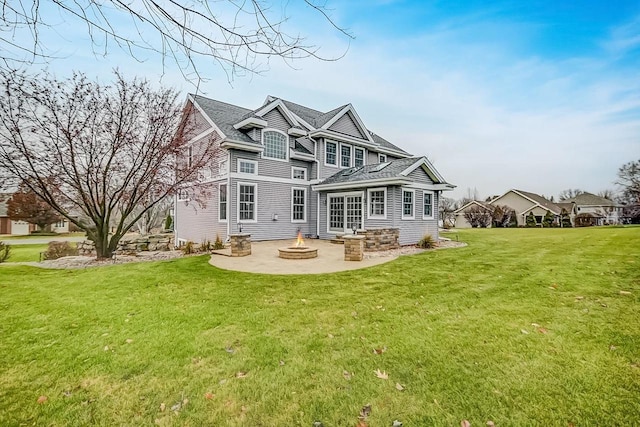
[
  {"left": 173, "top": 194, "right": 178, "bottom": 248},
  {"left": 226, "top": 150, "right": 231, "bottom": 238},
  {"left": 313, "top": 137, "right": 321, "bottom": 238}
]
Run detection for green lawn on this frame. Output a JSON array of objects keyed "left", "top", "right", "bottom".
[
  {"left": 4, "top": 243, "right": 48, "bottom": 262},
  {"left": 0, "top": 228, "right": 638, "bottom": 426}
]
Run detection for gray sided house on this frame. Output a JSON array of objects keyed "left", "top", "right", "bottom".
[{"left": 174, "top": 95, "right": 454, "bottom": 246}]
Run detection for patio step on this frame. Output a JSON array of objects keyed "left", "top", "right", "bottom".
[{"left": 330, "top": 235, "right": 345, "bottom": 245}]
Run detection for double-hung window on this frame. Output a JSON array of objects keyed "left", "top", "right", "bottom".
[
  {"left": 354, "top": 147, "right": 365, "bottom": 167},
  {"left": 292, "top": 167, "right": 306, "bottom": 180},
  {"left": 367, "top": 188, "right": 386, "bottom": 219},
  {"left": 423, "top": 191, "right": 434, "bottom": 219},
  {"left": 291, "top": 188, "right": 306, "bottom": 222},
  {"left": 402, "top": 189, "right": 414, "bottom": 219},
  {"left": 238, "top": 159, "right": 257, "bottom": 174},
  {"left": 341, "top": 144, "right": 352, "bottom": 167},
  {"left": 325, "top": 141, "right": 337, "bottom": 165},
  {"left": 238, "top": 183, "right": 256, "bottom": 221},
  {"left": 219, "top": 184, "right": 227, "bottom": 221},
  {"left": 263, "top": 130, "right": 287, "bottom": 160}
]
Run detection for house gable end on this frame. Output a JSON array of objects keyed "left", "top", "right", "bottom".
[
  {"left": 327, "top": 111, "right": 367, "bottom": 140},
  {"left": 255, "top": 99, "right": 299, "bottom": 128},
  {"left": 322, "top": 104, "right": 374, "bottom": 143},
  {"left": 399, "top": 157, "right": 446, "bottom": 184}
]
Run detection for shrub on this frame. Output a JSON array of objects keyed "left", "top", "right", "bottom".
[
  {"left": 525, "top": 212, "right": 537, "bottom": 227},
  {"left": 560, "top": 208, "right": 572, "bottom": 228},
  {"left": 213, "top": 234, "right": 225, "bottom": 250},
  {"left": 417, "top": 234, "right": 436, "bottom": 249},
  {"left": 542, "top": 210, "right": 554, "bottom": 228},
  {"left": 164, "top": 214, "right": 173, "bottom": 231},
  {"left": 0, "top": 242, "right": 10, "bottom": 263},
  {"left": 182, "top": 240, "right": 195, "bottom": 254},
  {"left": 201, "top": 239, "right": 212, "bottom": 252},
  {"left": 575, "top": 213, "right": 597, "bottom": 227},
  {"left": 43, "top": 241, "right": 78, "bottom": 260},
  {"left": 463, "top": 206, "right": 492, "bottom": 228}
]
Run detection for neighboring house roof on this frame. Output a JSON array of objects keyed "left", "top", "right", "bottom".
[
  {"left": 313, "top": 157, "right": 455, "bottom": 191},
  {"left": 555, "top": 202, "right": 576, "bottom": 214},
  {"left": 564, "top": 192, "right": 618, "bottom": 207},
  {"left": 490, "top": 189, "right": 564, "bottom": 215},
  {"left": 454, "top": 200, "right": 493, "bottom": 214}
]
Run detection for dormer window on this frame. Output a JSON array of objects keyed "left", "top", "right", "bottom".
[{"left": 263, "top": 130, "right": 287, "bottom": 160}]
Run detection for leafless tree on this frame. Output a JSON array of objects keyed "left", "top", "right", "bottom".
[
  {"left": 134, "top": 196, "right": 173, "bottom": 235},
  {"left": 463, "top": 205, "right": 492, "bottom": 228},
  {"left": 597, "top": 189, "right": 616, "bottom": 201},
  {"left": 491, "top": 204, "right": 515, "bottom": 228},
  {"left": 460, "top": 187, "right": 480, "bottom": 206},
  {"left": 0, "top": 0, "right": 352, "bottom": 83},
  {"left": 558, "top": 188, "right": 584, "bottom": 201},
  {"left": 439, "top": 197, "right": 456, "bottom": 228},
  {"left": 7, "top": 182, "right": 61, "bottom": 231},
  {"left": 0, "top": 70, "right": 215, "bottom": 258},
  {"left": 616, "top": 159, "right": 640, "bottom": 223}
]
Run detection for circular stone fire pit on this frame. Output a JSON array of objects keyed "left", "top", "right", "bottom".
[{"left": 278, "top": 246, "right": 318, "bottom": 260}]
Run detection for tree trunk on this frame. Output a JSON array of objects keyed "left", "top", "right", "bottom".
[{"left": 89, "top": 228, "right": 115, "bottom": 259}]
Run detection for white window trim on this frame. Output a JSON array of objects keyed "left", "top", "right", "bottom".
[
  {"left": 340, "top": 143, "right": 352, "bottom": 168},
  {"left": 379, "top": 153, "right": 387, "bottom": 163},
  {"left": 177, "top": 189, "right": 190, "bottom": 202},
  {"left": 423, "top": 190, "right": 435, "bottom": 220},
  {"left": 291, "top": 166, "right": 307, "bottom": 180},
  {"left": 325, "top": 191, "right": 365, "bottom": 235},
  {"left": 291, "top": 187, "right": 307, "bottom": 223},
  {"left": 367, "top": 187, "right": 387, "bottom": 219},
  {"left": 402, "top": 189, "right": 415, "bottom": 220},
  {"left": 354, "top": 147, "right": 366, "bottom": 167},
  {"left": 218, "top": 184, "right": 228, "bottom": 223},
  {"left": 261, "top": 128, "right": 289, "bottom": 162},
  {"left": 237, "top": 182, "right": 258, "bottom": 223},
  {"left": 237, "top": 158, "right": 258, "bottom": 175},
  {"left": 324, "top": 140, "right": 338, "bottom": 167},
  {"left": 187, "top": 146, "right": 193, "bottom": 168}
]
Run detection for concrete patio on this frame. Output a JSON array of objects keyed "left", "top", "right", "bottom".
[{"left": 209, "top": 239, "right": 406, "bottom": 275}]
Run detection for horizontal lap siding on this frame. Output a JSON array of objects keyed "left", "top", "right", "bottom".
[
  {"left": 189, "top": 108, "right": 212, "bottom": 136},
  {"left": 229, "top": 178, "right": 313, "bottom": 240},
  {"left": 262, "top": 108, "right": 292, "bottom": 133},
  {"left": 175, "top": 181, "right": 227, "bottom": 244},
  {"left": 391, "top": 187, "right": 439, "bottom": 245},
  {"left": 328, "top": 112, "right": 366, "bottom": 139}
]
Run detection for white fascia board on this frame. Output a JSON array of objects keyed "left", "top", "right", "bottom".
[
  {"left": 376, "top": 146, "right": 411, "bottom": 158},
  {"left": 255, "top": 99, "right": 299, "bottom": 127},
  {"left": 321, "top": 104, "right": 375, "bottom": 144},
  {"left": 288, "top": 127, "right": 307, "bottom": 137},
  {"left": 400, "top": 156, "right": 446, "bottom": 183},
  {"left": 220, "top": 140, "right": 264, "bottom": 153},
  {"left": 233, "top": 117, "right": 268, "bottom": 130},
  {"left": 308, "top": 129, "right": 378, "bottom": 148},
  {"left": 312, "top": 177, "right": 411, "bottom": 192}
]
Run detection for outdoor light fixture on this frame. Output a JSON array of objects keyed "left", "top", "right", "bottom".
[
  {"left": 352, "top": 223, "right": 357, "bottom": 235},
  {"left": 238, "top": 222, "right": 243, "bottom": 233},
  {"left": 272, "top": 213, "right": 278, "bottom": 221}
]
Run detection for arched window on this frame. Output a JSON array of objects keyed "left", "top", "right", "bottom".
[{"left": 263, "top": 130, "right": 287, "bottom": 160}]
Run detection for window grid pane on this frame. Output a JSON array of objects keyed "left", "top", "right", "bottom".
[
  {"left": 239, "top": 161, "right": 255, "bottom": 174},
  {"left": 293, "top": 169, "right": 306, "bottom": 179},
  {"left": 292, "top": 189, "right": 305, "bottom": 221},
  {"left": 424, "top": 193, "right": 432, "bottom": 217},
  {"left": 355, "top": 148, "right": 364, "bottom": 167},
  {"left": 369, "top": 191, "right": 385, "bottom": 216},
  {"left": 219, "top": 185, "right": 227, "bottom": 220},
  {"left": 329, "top": 197, "right": 344, "bottom": 231},
  {"left": 264, "top": 131, "right": 287, "bottom": 159},
  {"left": 403, "top": 191, "right": 413, "bottom": 216},
  {"left": 346, "top": 196, "right": 362, "bottom": 229},
  {"left": 239, "top": 185, "right": 255, "bottom": 220},
  {"left": 326, "top": 142, "right": 337, "bottom": 165},
  {"left": 341, "top": 145, "right": 351, "bottom": 167}
]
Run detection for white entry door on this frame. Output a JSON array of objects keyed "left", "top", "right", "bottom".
[{"left": 328, "top": 193, "right": 363, "bottom": 233}]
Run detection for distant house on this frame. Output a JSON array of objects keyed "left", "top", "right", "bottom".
[
  {"left": 563, "top": 192, "right": 622, "bottom": 225},
  {"left": 0, "top": 193, "right": 35, "bottom": 235},
  {"left": 488, "top": 189, "right": 575, "bottom": 227},
  {"left": 454, "top": 200, "right": 494, "bottom": 228},
  {"left": 174, "top": 94, "right": 455, "bottom": 246}
]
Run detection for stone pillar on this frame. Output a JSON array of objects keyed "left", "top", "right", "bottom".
[
  {"left": 230, "top": 234, "right": 251, "bottom": 257},
  {"left": 343, "top": 235, "right": 364, "bottom": 261}
]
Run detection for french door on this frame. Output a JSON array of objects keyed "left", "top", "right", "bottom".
[{"left": 328, "top": 193, "right": 363, "bottom": 233}]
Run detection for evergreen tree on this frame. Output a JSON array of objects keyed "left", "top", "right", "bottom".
[
  {"left": 542, "top": 210, "right": 554, "bottom": 228},
  {"left": 560, "top": 209, "right": 572, "bottom": 228},
  {"left": 526, "top": 212, "right": 537, "bottom": 227}
]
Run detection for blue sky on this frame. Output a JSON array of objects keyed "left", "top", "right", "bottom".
[{"left": 7, "top": 0, "right": 640, "bottom": 200}]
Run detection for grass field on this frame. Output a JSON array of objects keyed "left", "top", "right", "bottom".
[
  {"left": 3, "top": 244, "right": 49, "bottom": 262},
  {"left": 0, "top": 227, "right": 638, "bottom": 426}
]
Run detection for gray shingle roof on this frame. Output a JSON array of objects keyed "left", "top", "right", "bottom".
[
  {"left": 190, "top": 94, "right": 255, "bottom": 144},
  {"left": 564, "top": 192, "right": 617, "bottom": 206},
  {"left": 193, "top": 94, "right": 411, "bottom": 156},
  {"left": 319, "top": 157, "right": 422, "bottom": 186},
  {"left": 515, "top": 189, "right": 563, "bottom": 213},
  {"left": 293, "top": 139, "right": 312, "bottom": 155}
]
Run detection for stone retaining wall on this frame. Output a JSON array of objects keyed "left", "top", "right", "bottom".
[
  {"left": 77, "top": 234, "right": 174, "bottom": 256},
  {"left": 358, "top": 228, "right": 400, "bottom": 251}
]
